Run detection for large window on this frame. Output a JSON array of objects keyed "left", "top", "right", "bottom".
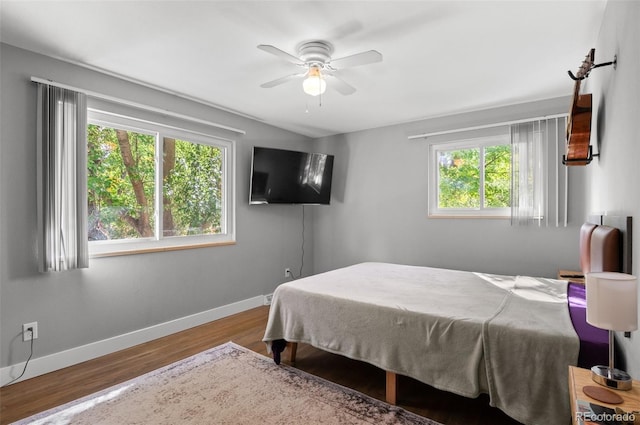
[
  {"left": 88, "top": 111, "right": 235, "bottom": 256},
  {"left": 429, "top": 134, "right": 511, "bottom": 217}
]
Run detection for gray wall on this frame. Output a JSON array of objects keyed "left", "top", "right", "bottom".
[
  {"left": 0, "top": 44, "right": 313, "bottom": 370},
  {"left": 587, "top": 0, "right": 640, "bottom": 377},
  {"left": 312, "top": 98, "right": 586, "bottom": 278},
  {"left": 3, "top": 0, "right": 639, "bottom": 382},
  {"left": 312, "top": 0, "right": 640, "bottom": 378}
]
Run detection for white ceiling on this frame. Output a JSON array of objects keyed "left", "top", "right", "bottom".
[{"left": 0, "top": 0, "right": 607, "bottom": 138}]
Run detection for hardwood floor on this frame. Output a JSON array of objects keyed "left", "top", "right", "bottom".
[{"left": 0, "top": 306, "right": 521, "bottom": 425}]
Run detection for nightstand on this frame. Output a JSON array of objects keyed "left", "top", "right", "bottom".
[
  {"left": 558, "top": 269, "right": 585, "bottom": 284},
  {"left": 568, "top": 365, "right": 640, "bottom": 424}
]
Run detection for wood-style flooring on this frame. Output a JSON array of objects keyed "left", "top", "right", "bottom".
[{"left": 0, "top": 306, "right": 521, "bottom": 425}]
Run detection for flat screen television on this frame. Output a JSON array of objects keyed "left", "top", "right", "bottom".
[{"left": 250, "top": 146, "right": 334, "bottom": 205}]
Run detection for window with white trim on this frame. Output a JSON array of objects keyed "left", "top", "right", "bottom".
[
  {"left": 88, "top": 110, "right": 235, "bottom": 256},
  {"left": 428, "top": 134, "right": 511, "bottom": 217}
]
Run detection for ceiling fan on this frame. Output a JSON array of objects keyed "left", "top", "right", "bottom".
[{"left": 258, "top": 40, "right": 383, "bottom": 96}]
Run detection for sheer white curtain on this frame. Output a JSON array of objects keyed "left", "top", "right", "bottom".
[
  {"left": 36, "top": 83, "right": 89, "bottom": 271},
  {"left": 511, "top": 117, "right": 568, "bottom": 227}
]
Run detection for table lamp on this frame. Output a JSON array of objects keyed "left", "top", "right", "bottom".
[{"left": 586, "top": 272, "right": 638, "bottom": 391}]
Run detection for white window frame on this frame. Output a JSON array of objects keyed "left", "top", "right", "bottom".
[
  {"left": 428, "top": 134, "right": 510, "bottom": 218},
  {"left": 88, "top": 109, "right": 236, "bottom": 257}
]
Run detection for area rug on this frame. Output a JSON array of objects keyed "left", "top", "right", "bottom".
[{"left": 12, "top": 342, "right": 442, "bottom": 425}]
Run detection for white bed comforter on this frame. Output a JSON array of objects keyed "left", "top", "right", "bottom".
[{"left": 263, "top": 262, "right": 579, "bottom": 425}]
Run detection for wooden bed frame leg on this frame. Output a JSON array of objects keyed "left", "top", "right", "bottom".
[
  {"left": 386, "top": 371, "right": 397, "bottom": 405},
  {"left": 288, "top": 342, "right": 298, "bottom": 365}
]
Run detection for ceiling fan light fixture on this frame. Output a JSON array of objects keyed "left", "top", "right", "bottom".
[{"left": 302, "top": 66, "right": 326, "bottom": 96}]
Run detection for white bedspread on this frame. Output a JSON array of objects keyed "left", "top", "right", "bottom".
[{"left": 263, "top": 262, "right": 579, "bottom": 425}]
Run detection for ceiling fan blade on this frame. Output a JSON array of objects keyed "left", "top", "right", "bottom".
[
  {"left": 257, "top": 44, "right": 305, "bottom": 66},
  {"left": 329, "top": 50, "right": 383, "bottom": 69},
  {"left": 325, "top": 73, "right": 357, "bottom": 96},
  {"left": 260, "top": 72, "right": 307, "bottom": 89}
]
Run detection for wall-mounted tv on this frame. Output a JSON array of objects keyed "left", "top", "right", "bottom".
[{"left": 250, "top": 146, "right": 334, "bottom": 205}]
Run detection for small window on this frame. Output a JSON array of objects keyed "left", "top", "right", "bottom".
[
  {"left": 88, "top": 111, "right": 235, "bottom": 256},
  {"left": 429, "top": 135, "right": 511, "bottom": 217}
]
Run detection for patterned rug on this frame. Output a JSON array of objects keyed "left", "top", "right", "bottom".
[{"left": 12, "top": 342, "right": 442, "bottom": 425}]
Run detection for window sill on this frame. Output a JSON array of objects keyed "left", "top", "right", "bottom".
[
  {"left": 90, "top": 240, "right": 236, "bottom": 258},
  {"left": 428, "top": 214, "right": 510, "bottom": 219}
]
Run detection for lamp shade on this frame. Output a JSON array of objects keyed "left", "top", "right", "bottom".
[{"left": 586, "top": 272, "right": 638, "bottom": 331}]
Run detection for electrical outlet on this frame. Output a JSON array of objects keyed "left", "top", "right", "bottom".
[
  {"left": 23, "top": 322, "right": 38, "bottom": 341},
  {"left": 285, "top": 268, "right": 292, "bottom": 278},
  {"left": 264, "top": 294, "right": 273, "bottom": 305}
]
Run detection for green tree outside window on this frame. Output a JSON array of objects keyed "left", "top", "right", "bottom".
[{"left": 88, "top": 124, "right": 223, "bottom": 241}]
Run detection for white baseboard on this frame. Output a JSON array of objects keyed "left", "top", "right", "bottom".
[{"left": 1, "top": 295, "right": 264, "bottom": 386}]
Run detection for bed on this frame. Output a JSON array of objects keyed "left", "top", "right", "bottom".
[{"left": 263, "top": 217, "right": 631, "bottom": 425}]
